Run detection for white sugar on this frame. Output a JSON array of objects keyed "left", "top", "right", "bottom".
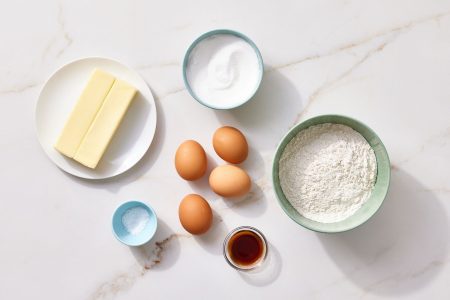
[
  {"left": 122, "top": 206, "right": 150, "bottom": 235},
  {"left": 186, "top": 34, "right": 261, "bottom": 107}
]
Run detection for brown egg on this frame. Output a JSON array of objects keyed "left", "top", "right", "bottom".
[
  {"left": 209, "top": 165, "right": 251, "bottom": 197},
  {"left": 213, "top": 126, "right": 248, "bottom": 164},
  {"left": 175, "top": 140, "right": 207, "bottom": 181},
  {"left": 178, "top": 194, "right": 213, "bottom": 235}
]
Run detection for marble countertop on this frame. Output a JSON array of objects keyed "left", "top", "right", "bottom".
[{"left": 1, "top": 0, "right": 449, "bottom": 299}]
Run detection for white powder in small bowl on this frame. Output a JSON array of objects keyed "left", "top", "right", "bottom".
[
  {"left": 122, "top": 206, "right": 150, "bottom": 235},
  {"left": 186, "top": 33, "right": 261, "bottom": 108},
  {"left": 279, "top": 123, "right": 377, "bottom": 223}
]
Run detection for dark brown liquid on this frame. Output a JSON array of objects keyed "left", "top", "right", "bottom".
[{"left": 228, "top": 230, "right": 264, "bottom": 266}]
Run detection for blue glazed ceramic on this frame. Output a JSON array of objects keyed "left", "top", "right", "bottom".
[{"left": 112, "top": 201, "right": 157, "bottom": 246}]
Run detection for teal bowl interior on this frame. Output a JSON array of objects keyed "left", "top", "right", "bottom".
[
  {"left": 182, "top": 29, "right": 264, "bottom": 110},
  {"left": 112, "top": 201, "right": 158, "bottom": 246},
  {"left": 272, "top": 115, "right": 391, "bottom": 233}
]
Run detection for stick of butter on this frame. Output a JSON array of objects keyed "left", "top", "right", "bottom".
[
  {"left": 73, "top": 79, "right": 137, "bottom": 169},
  {"left": 54, "top": 69, "right": 115, "bottom": 158}
]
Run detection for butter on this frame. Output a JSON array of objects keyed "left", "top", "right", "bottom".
[
  {"left": 73, "top": 79, "right": 137, "bottom": 169},
  {"left": 54, "top": 69, "right": 115, "bottom": 157}
]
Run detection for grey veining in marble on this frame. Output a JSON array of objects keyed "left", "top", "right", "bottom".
[{"left": 0, "top": 0, "right": 449, "bottom": 299}]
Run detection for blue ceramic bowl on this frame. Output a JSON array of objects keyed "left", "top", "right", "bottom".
[
  {"left": 112, "top": 201, "right": 157, "bottom": 246},
  {"left": 182, "top": 29, "right": 264, "bottom": 110}
]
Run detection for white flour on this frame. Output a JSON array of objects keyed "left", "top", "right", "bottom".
[{"left": 279, "top": 123, "right": 377, "bottom": 223}]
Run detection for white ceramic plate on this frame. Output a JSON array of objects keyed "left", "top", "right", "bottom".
[{"left": 36, "top": 57, "right": 157, "bottom": 179}]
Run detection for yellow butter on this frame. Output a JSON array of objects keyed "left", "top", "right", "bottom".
[
  {"left": 54, "top": 69, "right": 115, "bottom": 158},
  {"left": 73, "top": 79, "right": 137, "bottom": 169}
]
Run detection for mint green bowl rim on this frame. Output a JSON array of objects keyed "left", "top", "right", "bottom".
[
  {"left": 182, "top": 29, "right": 264, "bottom": 110},
  {"left": 272, "top": 115, "right": 391, "bottom": 233}
]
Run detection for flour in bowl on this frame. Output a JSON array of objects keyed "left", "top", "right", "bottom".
[{"left": 279, "top": 123, "right": 377, "bottom": 223}]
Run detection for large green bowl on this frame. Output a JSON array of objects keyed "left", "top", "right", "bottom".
[{"left": 272, "top": 115, "right": 390, "bottom": 233}]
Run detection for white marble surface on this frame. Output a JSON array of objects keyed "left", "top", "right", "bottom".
[{"left": 1, "top": 0, "right": 450, "bottom": 299}]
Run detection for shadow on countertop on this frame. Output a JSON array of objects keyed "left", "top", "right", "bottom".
[
  {"left": 188, "top": 152, "right": 219, "bottom": 201},
  {"left": 222, "top": 180, "right": 268, "bottom": 219},
  {"left": 239, "top": 242, "right": 283, "bottom": 287},
  {"left": 318, "top": 167, "right": 449, "bottom": 296},
  {"left": 130, "top": 218, "right": 183, "bottom": 271},
  {"left": 214, "top": 66, "right": 305, "bottom": 152},
  {"left": 91, "top": 219, "right": 183, "bottom": 299},
  {"left": 194, "top": 210, "right": 229, "bottom": 256}
]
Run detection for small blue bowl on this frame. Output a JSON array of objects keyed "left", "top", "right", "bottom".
[
  {"left": 112, "top": 201, "right": 157, "bottom": 246},
  {"left": 182, "top": 29, "right": 264, "bottom": 110}
]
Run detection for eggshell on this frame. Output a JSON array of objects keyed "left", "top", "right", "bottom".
[
  {"left": 209, "top": 165, "right": 251, "bottom": 197},
  {"left": 175, "top": 140, "right": 207, "bottom": 181},
  {"left": 178, "top": 194, "right": 213, "bottom": 235},
  {"left": 213, "top": 126, "right": 248, "bottom": 164}
]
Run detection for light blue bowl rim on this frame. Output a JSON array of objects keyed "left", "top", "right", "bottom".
[
  {"left": 182, "top": 29, "right": 264, "bottom": 110},
  {"left": 272, "top": 114, "right": 391, "bottom": 233},
  {"left": 112, "top": 200, "right": 158, "bottom": 246}
]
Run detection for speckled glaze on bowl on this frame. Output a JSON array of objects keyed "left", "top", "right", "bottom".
[
  {"left": 272, "top": 115, "right": 390, "bottom": 233},
  {"left": 182, "top": 29, "right": 264, "bottom": 110}
]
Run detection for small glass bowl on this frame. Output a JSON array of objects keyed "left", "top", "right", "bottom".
[{"left": 223, "top": 226, "right": 268, "bottom": 271}]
